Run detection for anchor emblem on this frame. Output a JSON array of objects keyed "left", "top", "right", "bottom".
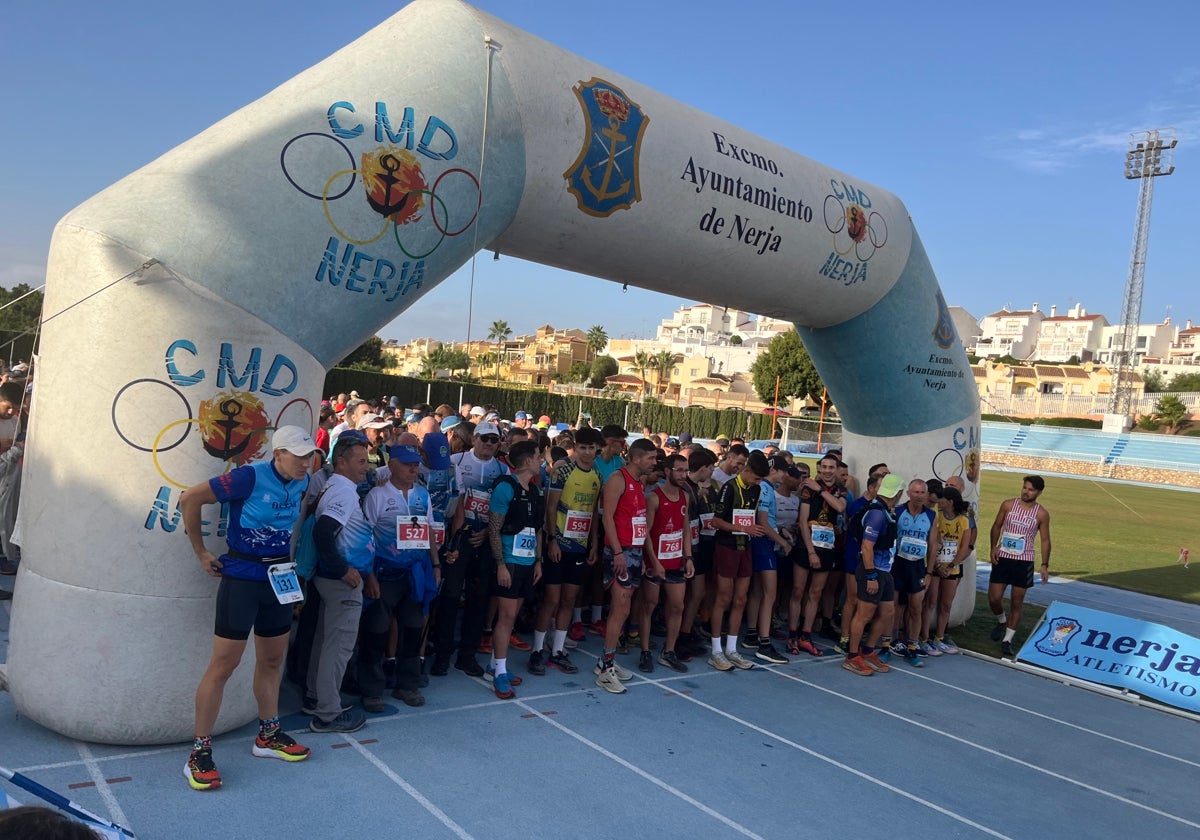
[
  {"left": 565, "top": 78, "right": 649, "bottom": 218},
  {"left": 931, "top": 290, "right": 957, "bottom": 350},
  {"left": 365, "top": 153, "right": 412, "bottom": 218},
  {"left": 202, "top": 398, "right": 253, "bottom": 461}
]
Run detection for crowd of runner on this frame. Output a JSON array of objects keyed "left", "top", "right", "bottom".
[{"left": 182, "top": 393, "right": 1051, "bottom": 791}]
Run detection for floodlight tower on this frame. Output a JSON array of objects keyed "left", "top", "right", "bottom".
[{"left": 1109, "top": 129, "right": 1177, "bottom": 417}]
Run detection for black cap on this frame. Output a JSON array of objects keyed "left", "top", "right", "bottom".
[{"left": 599, "top": 424, "right": 628, "bottom": 439}]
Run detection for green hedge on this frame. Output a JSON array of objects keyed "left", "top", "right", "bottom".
[{"left": 323, "top": 368, "right": 776, "bottom": 440}]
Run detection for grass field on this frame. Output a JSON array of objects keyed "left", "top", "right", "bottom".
[{"left": 974, "top": 467, "right": 1200, "bottom": 606}]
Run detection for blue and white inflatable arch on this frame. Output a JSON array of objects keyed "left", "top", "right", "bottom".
[{"left": 7, "top": 0, "right": 979, "bottom": 743}]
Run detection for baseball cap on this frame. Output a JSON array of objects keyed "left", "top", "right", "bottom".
[
  {"left": 767, "top": 454, "right": 801, "bottom": 479},
  {"left": 469, "top": 405, "right": 485, "bottom": 417},
  {"left": 474, "top": 421, "right": 500, "bottom": 437},
  {"left": 350, "top": 390, "right": 360, "bottom": 399},
  {"left": 440, "top": 415, "right": 461, "bottom": 433},
  {"left": 878, "top": 474, "right": 905, "bottom": 498},
  {"left": 678, "top": 432, "right": 693, "bottom": 444},
  {"left": 421, "top": 432, "right": 451, "bottom": 469},
  {"left": 715, "top": 434, "right": 730, "bottom": 443},
  {"left": 665, "top": 437, "right": 681, "bottom": 448},
  {"left": 404, "top": 411, "right": 419, "bottom": 424},
  {"left": 271, "top": 425, "right": 320, "bottom": 457},
  {"left": 358, "top": 413, "right": 391, "bottom": 430},
  {"left": 538, "top": 414, "right": 552, "bottom": 425},
  {"left": 387, "top": 444, "right": 422, "bottom": 464},
  {"left": 485, "top": 412, "right": 500, "bottom": 422},
  {"left": 515, "top": 411, "right": 529, "bottom": 420}
]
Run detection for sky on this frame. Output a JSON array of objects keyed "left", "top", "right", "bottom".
[{"left": 3, "top": 0, "right": 1199, "bottom": 347}]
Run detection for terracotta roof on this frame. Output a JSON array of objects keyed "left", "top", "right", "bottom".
[
  {"left": 1034, "top": 365, "right": 1065, "bottom": 378},
  {"left": 1011, "top": 366, "right": 1036, "bottom": 377},
  {"left": 689, "top": 377, "right": 733, "bottom": 387},
  {"left": 971, "top": 365, "right": 986, "bottom": 376},
  {"left": 605, "top": 374, "right": 645, "bottom": 385},
  {"left": 1062, "top": 367, "right": 1090, "bottom": 379}
]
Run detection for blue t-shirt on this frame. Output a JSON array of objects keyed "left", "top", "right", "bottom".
[
  {"left": 756, "top": 481, "right": 779, "bottom": 530},
  {"left": 210, "top": 460, "right": 308, "bottom": 581},
  {"left": 861, "top": 506, "right": 897, "bottom": 573},
  {"left": 896, "top": 505, "right": 936, "bottom": 563}
]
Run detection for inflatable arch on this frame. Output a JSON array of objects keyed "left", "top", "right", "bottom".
[{"left": 7, "top": 0, "right": 980, "bottom": 743}]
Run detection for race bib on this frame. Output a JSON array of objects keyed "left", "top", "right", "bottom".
[
  {"left": 810, "top": 524, "right": 835, "bottom": 550},
  {"left": 564, "top": 510, "right": 592, "bottom": 541},
  {"left": 938, "top": 539, "right": 958, "bottom": 565},
  {"left": 732, "top": 508, "right": 755, "bottom": 535},
  {"left": 513, "top": 526, "right": 538, "bottom": 559},
  {"left": 397, "top": 515, "right": 430, "bottom": 550},
  {"left": 464, "top": 488, "right": 491, "bottom": 519},
  {"left": 657, "top": 530, "right": 684, "bottom": 561},
  {"left": 690, "top": 517, "right": 701, "bottom": 544},
  {"left": 700, "top": 512, "right": 716, "bottom": 537},
  {"left": 1000, "top": 531, "right": 1026, "bottom": 555},
  {"left": 631, "top": 514, "right": 648, "bottom": 543},
  {"left": 267, "top": 562, "right": 304, "bottom": 605},
  {"left": 432, "top": 520, "right": 446, "bottom": 548},
  {"left": 897, "top": 536, "right": 927, "bottom": 561}
]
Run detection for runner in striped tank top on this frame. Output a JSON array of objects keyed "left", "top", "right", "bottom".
[{"left": 987, "top": 475, "right": 1053, "bottom": 657}]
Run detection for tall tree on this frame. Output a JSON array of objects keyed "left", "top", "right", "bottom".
[
  {"left": 750, "top": 330, "right": 824, "bottom": 404},
  {"left": 339, "top": 335, "right": 386, "bottom": 371},
  {"left": 488, "top": 319, "right": 512, "bottom": 386},
  {"left": 586, "top": 324, "right": 608, "bottom": 361},
  {"left": 588, "top": 355, "right": 618, "bottom": 389},
  {"left": 0, "top": 284, "right": 43, "bottom": 334},
  {"left": 652, "top": 349, "right": 676, "bottom": 396},
  {"left": 632, "top": 349, "right": 653, "bottom": 399}
]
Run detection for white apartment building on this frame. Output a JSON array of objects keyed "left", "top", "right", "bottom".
[
  {"left": 1094, "top": 317, "right": 1175, "bottom": 367},
  {"left": 974, "top": 304, "right": 1046, "bottom": 359},
  {"left": 1032, "top": 303, "right": 1109, "bottom": 362}
]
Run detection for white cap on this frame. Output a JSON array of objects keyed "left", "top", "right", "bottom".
[
  {"left": 474, "top": 421, "right": 500, "bottom": 437},
  {"left": 272, "top": 425, "right": 319, "bottom": 456},
  {"left": 469, "top": 405, "right": 486, "bottom": 417},
  {"left": 358, "top": 413, "right": 391, "bottom": 430}
]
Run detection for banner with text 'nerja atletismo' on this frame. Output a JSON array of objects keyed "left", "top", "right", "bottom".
[{"left": 1018, "top": 601, "right": 1200, "bottom": 713}]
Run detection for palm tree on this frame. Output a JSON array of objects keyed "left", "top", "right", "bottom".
[
  {"left": 1154, "top": 394, "right": 1192, "bottom": 435},
  {"left": 419, "top": 344, "right": 445, "bottom": 379},
  {"left": 474, "top": 352, "right": 494, "bottom": 378},
  {"left": 586, "top": 325, "right": 608, "bottom": 361},
  {"left": 632, "top": 349, "right": 652, "bottom": 400},
  {"left": 488, "top": 319, "right": 511, "bottom": 386},
  {"left": 652, "top": 349, "right": 676, "bottom": 397}
]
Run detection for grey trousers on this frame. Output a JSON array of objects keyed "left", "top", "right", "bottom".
[{"left": 306, "top": 575, "right": 363, "bottom": 721}]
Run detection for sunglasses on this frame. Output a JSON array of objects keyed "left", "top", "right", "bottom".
[{"left": 478, "top": 435, "right": 500, "bottom": 443}]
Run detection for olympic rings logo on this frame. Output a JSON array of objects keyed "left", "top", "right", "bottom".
[
  {"left": 280, "top": 132, "right": 480, "bottom": 259},
  {"left": 823, "top": 194, "right": 888, "bottom": 263},
  {"left": 112, "top": 379, "right": 314, "bottom": 489}
]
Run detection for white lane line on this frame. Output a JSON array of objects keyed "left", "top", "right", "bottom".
[
  {"left": 76, "top": 742, "right": 133, "bottom": 835},
  {"left": 512, "top": 696, "right": 768, "bottom": 840},
  {"left": 627, "top": 674, "right": 1013, "bottom": 839},
  {"left": 18, "top": 745, "right": 179, "bottom": 774},
  {"left": 770, "top": 668, "right": 1200, "bottom": 831},
  {"left": 892, "top": 665, "right": 1200, "bottom": 768},
  {"left": 343, "top": 736, "right": 475, "bottom": 840}
]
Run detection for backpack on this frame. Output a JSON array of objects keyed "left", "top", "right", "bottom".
[{"left": 292, "top": 485, "right": 330, "bottom": 580}]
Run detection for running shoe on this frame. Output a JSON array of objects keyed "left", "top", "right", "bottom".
[
  {"left": 508, "top": 633, "right": 532, "bottom": 652},
  {"left": 301, "top": 695, "right": 351, "bottom": 717},
  {"left": 708, "top": 652, "right": 734, "bottom": 671},
  {"left": 726, "top": 651, "right": 755, "bottom": 670},
  {"left": 937, "top": 637, "right": 959, "bottom": 655},
  {"left": 253, "top": 729, "right": 311, "bottom": 761},
  {"left": 638, "top": 650, "right": 654, "bottom": 673},
  {"left": 877, "top": 648, "right": 892, "bottom": 664},
  {"left": 741, "top": 633, "right": 760, "bottom": 650},
  {"left": 486, "top": 666, "right": 522, "bottom": 687},
  {"left": 184, "top": 748, "right": 221, "bottom": 790},
  {"left": 904, "top": 647, "right": 924, "bottom": 668},
  {"left": 863, "top": 651, "right": 892, "bottom": 673},
  {"left": 568, "top": 621, "right": 587, "bottom": 643},
  {"left": 617, "top": 633, "right": 632, "bottom": 655},
  {"left": 834, "top": 637, "right": 850, "bottom": 655},
  {"left": 889, "top": 639, "right": 907, "bottom": 657},
  {"left": 548, "top": 651, "right": 579, "bottom": 674},
  {"left": 362, "top": 696, "right": 386, "bottom": 714},
  {"left": 990, "top": 622, "right": 1006, "bottom": 642},
  {"left": 842, "top": 655, "right": 873, "bottom": 677},
  {"left": 454, "top": 657, "right": 485, "bottom": 677},
  {"left": 658, "top": 650, "right": 689, "bottom": 673},
  {"left": 390, "top": 688, "right": 425, "bottom": 707},
  {"left": 693, "top": 624, "right": 712, "bottom": 641},
  {"left": 786, "top": 637, "right": 801, "bottom": 656},
  {"left": 755, "top": 643, "right": 789, "bottom": 664},
  {"left": 492, "top": 671, "right": 516, "bottom": 700},
  {"left": 593, "top": 658, "right": 633, "bottom": 681},
  {"left": 588, "top": 618, "right": 607, "bottom": 637},
  {"left": 796, "top": 637, "right": 825, "bottom": 657},
  {"left": 594, "top": 663, "right": 628, "bottom": 694},
  {"left": 1001, "top": 641, "right": 1015, "bottom": 658},
  {"left": 527, "top": 650, "right": 546, "bottom": 676},
  {"left": 919, "top": 640, "right": 941, "bottom": 657},
  {"left": 309, "top": 709, "right": 366, "bottom": 734},
  {"left": 478, "top": 634, "right": 493, "bottom": 654}
]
